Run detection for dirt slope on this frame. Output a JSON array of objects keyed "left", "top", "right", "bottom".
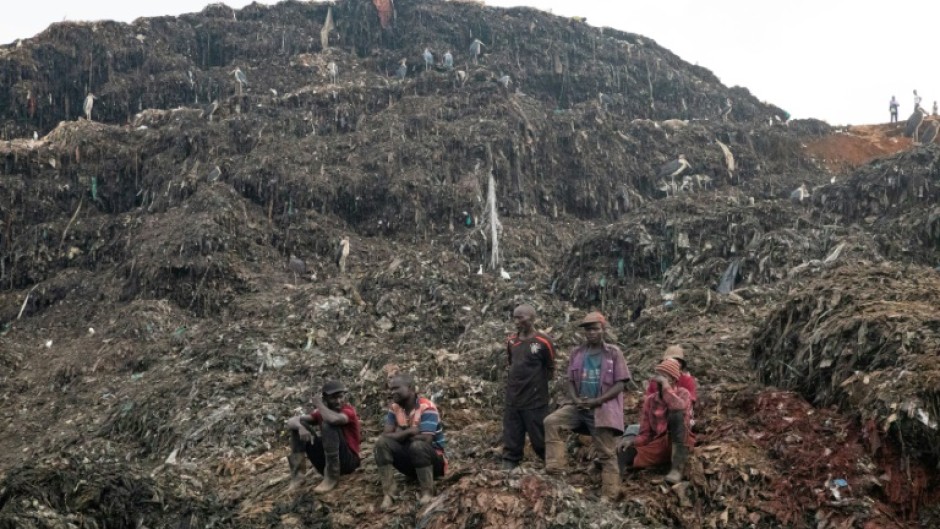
[{"left": 1, "top": 1, "right": 938, "bottom": 528}]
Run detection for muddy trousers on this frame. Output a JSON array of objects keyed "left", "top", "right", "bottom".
[
  {"left": 544, "top": 405, "right": 620, "bottom": 497},
  {"left": 374, "top": 436, "right": 445, "bottom": 478},
  {"left": 290, "top": 423, "right": 360, "bottom": 476},
  {"left": 502, "top": 404, "right": 548, "bottom": 464},
  {"left": 619, "top": 410, "right": 687, "bottom": 472}
]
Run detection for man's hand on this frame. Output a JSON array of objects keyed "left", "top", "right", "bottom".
[
  {"left": 298, "top": 427, "right": 313, "bottom": 443},
  {"left": 577, "top": 397, "right": 600, "bottom": 409}
]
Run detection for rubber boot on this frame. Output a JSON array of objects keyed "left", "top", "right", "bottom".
[
  {"left": 287, "top": 453, "right": 307, "bottom": 491},
  {"left": 314, "top": 454, "right": 339, "bottom": 493},
  {"left": 544, "top": 440, "right": 567, "bottom": 475},
  {"left": 378, "top": 465, "right": 397, "bottom": 510},
  {"left": 664, "top": 443, "right": 689, "bottom": 484},
  {"left": 601, "top": 468, "right": 621, "bottom": 501},
  {"left": 415, "top": 466, "right": 436, "bottom": 505}
]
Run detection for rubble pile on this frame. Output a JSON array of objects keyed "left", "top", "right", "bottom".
[{"left": 0, "top": 0, "right": 938, "bottom": 528}]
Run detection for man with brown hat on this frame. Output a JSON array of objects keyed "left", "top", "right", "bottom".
[
  {"left": 619, "top": 358, "right": 694, "bottom": 484},
  {"left": 285, "top": 380, "right": 362, "bottom": 492},
  {"left": 543, "top": 311, "right": 631, "bottom": 500}
]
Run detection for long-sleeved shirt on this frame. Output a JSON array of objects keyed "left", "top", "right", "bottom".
[{"left": 634, "top": 384, "right": 691, "bottom": 448}]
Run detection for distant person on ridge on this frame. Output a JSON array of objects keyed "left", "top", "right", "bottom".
[
  {"left": 285, "top": 380, "right": 361, "bottom": 493},
  {"left": 501, "top": 304, "right": 556, "bottom": 470},
  {"left": 933, "top": 101, "right": 938, "bottom": 117},
  {"left": 913, "top": 90, "right": 922, "bottom": 111},
  {"left": 889, "top": 96, "right": 899, "bottom": 124}
]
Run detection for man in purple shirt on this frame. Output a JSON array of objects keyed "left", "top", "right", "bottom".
[{"left": 544, "top": 311, "right": 631, "bottom": 500}]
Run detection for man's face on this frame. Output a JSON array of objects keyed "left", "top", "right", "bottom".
[
  {"left": 582, "top": 322, "right": 604, "bottom": 346},
  {"left": 323, "top": 391, "right": 345, "bottom": 410},
  {"left": 388, "top": 379, "right": 412, "bottom": 405},
  {"left": 513, "top": 308, "right": 534, "bottom": 333}
]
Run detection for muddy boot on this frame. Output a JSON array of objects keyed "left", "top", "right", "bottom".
[
  {"left": 416, "top": 466, "right": 436, "bottom": 505},
  {"left": 664, "top": 443, "right": 689, "bottom": 484},
  {"left": 544, "top": 440, "right": 567, "bottom": 475},
  {"left": 378, "top": 465, "right": 397, "bottom": 510},
  {"left": 313, "top": 454, "right": 339, "bottom": 493},
  {"left": 601, "top": 468, "right": 621, "bottom": 501},
  {"left": 287, "top": 453, "right": 307, "bottom": 491}
]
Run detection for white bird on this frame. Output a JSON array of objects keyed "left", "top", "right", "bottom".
[
  {"left": 327, "top": 61, "right": 338, "bottom": 84},
  {"left": 83, "top": 93, "right": 95, "bottom": 121},
  {"left": 598, "top": 92, "right": 614, "bottom": 111},
  {"left": 206, "top": 166, "right": 221, "bottom": 182},
  {"left": 443, "top": 51, "right": 453, "bottom": 70},
  {"left": 455, "top": 70, "right": 467, "bottom": 86},
  {"left": 423, "top": 48, "right": 433, "bottom": 71},
  {"left": 469, "top": 38, "right": 484, "bottom": 64},
  {"left": 497, "top": 75, "right": 511, "bottom": 89},
  {"left": 476, "top": 264, "right": 483, "bottom": 275},
  {"left": 288, "top": 254, "right": 306, "bottom": 284},
  {"left": 790, "top": 183, "right": 809, "bottom": 202},
  {"left": 33, "top": 131, "right": 38, "bottom": 140},
  {"left": 499, "top": 268, "right": 511, "bottom": 280},
  {"left": 395, "top": 59, "right": 408, "bottom": 80},
  {"left": 202, "top": 100, "right": 219, "bottom": 121},
  {"left": 231, "top": 67, "right": 249, "bottom": 94},
  {"left": 336, "top": 237, "right": 350, "bottom": 273}
]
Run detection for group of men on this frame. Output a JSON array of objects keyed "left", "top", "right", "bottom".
[{"left": 284, "top": 305, "right": 697, "bottom": 505}]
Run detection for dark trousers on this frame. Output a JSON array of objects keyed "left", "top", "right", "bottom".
[
  {"left": 374, "top": 436, "right": 445, "bottom": 478},
  {"left": 619, "top": 410, "right": 686, "bottom": 472},
  {"left": 502, "top": 405, "right": 548, "bottom": 463},
  {"left": 290, "top": 422, "right": 360, "bottom": 475}
]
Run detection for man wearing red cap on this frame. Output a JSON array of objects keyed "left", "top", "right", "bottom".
[
  {"left": 619, "top": 358, "right": 694, "bottom": 483},
  {"left": 544, "top": 311, "right": 631, "bottom": 500},
  {"left": 285, "top": 380, "right": 362, "bottom": 492}
]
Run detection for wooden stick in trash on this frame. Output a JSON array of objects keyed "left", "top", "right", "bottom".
[{"left": 17, "top": 284, "right": 40, "bottom": 320}]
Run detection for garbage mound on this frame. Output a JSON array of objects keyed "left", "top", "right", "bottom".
[{"left": 752, "top": 263, "right": 940, "bottom": 464}]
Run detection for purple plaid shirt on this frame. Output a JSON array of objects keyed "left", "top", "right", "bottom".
[{"left": 567, "top": 343, "right": 631, "bottom": 432}]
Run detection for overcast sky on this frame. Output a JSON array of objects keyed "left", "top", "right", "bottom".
[{"left": 3, "top": 0, "right": 939, "bottom": 125}]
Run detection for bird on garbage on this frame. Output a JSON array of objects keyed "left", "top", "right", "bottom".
[
  {"left": 657, "top": 154, "right": 691, "bottom": 180},
  {"left": 443, "top": 51, "right": 454, "bottom": 70},
  {"left": 336, "top": 237, "right": 350, "bottom": 273},
  {"left": 206, "top": 166, "right": 221, "bottom": 182},
  {"left": 327, "top": 61, "right": 338, "bottom": 84},
  {"left": 720, "top": 97, "right": 733, "bottom": 121},
  {"left": 395, "top": 59, "right": 408, "bottom": 80},
  {"left": 476, "top": 264, "right": 483, "bottom": 275},
  {"left": 469, "top": 38, "right": 484, "bottom": 64},
  {"left": 83, "top": 93, "right": 96, "bottom": 121},
  {"left": 288, "top": 254, "right": 306, "bottom": 283},
  {"left": 231, "top": 67, "right": 249, "bottom": 95},
  {"left": 202, "top": 99, "right": 219, "bottom": 121},
  {"left": 455, "top": 70, "right": 467, "bottom": 86},
  {"left": 500, "top": 267, "right": 511, "bottom": 280},
  {"left": 423, "top": 48, "right": 433, "bottom": 71},
  {"left": 497, "top": 75, "right": 511, "bottom": 89},
  {"left": 790, "top": 183, "right": 810, "bottom": 202},
  {"left": 598, "top": 92, "right": 614, "bottom": 111}
]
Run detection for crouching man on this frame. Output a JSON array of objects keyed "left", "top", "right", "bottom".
[
  {"left": 619, "top": 358, "right": 694, "bottom": 484},
  {"left": 285, "top": 380, "right": 361, "bottom": 492},
  {"left": 375, "top": 374, "right": 447, "bottom": 509}
]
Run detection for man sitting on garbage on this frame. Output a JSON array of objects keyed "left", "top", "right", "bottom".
[
  {"left": 285, "top": 380, "right": 362, "bottom": 493},
  {"left": 645, "top": 345, "right": 697, "bottom": 408},
  {"left": 375, "top": 373, "right": 447, "bottom": 509},
  {"left": 544, "top": 311, "right": 631, "bottom": 500},
  {"left": 619, "top": 358, "right": 694, "bottom": 484}
]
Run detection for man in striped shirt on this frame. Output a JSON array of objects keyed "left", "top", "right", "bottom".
[
  {"left": 502, "top": 304, "right": 556, "bottom": 470},
  {"left": 375, "top": 374, "right": 446, "bottom": 509}
]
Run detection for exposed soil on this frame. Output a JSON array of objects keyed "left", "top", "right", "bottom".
[{"left": 1, "top": 1, "right": 938, "bottom": 528}]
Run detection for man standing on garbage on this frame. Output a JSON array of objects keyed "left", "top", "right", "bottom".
[
  {"left": 619, "top": 358, "right": 694, "bottom": 484},
  {"left": 502, "top": 304, "right": 556, "bottom": 470},
  {"left": 544, "top": 311, "right": 631, "bottom": 500},
  {"left": 889, "top": 96, "right": 900, "bottom": 124},
  {"left": 375, "top": 373, "right": 447, "bottom": 509},
  {"left": 285, "top": 380, "right": 362, "bottom": 493}
]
